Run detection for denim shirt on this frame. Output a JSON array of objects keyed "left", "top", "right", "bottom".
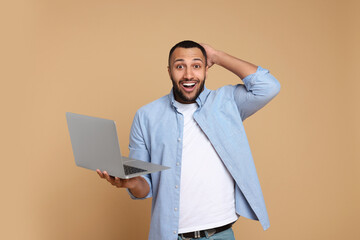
[{"left": 128, "top": 66, "right": 280, "bottom": 240}]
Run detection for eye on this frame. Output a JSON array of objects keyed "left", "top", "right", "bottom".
[
  {"left": 193, "top": 64, "right": 201, "bottom": 69},
  {"left": 176, "top": 65, "right": 184, "bottom": 69}
]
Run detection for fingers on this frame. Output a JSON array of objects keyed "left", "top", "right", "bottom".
[
  {"left": 96, "top": 169, "right": 135, "bottom": 189},
  {"left": 97, "top": 169, "right": 114, "bottom": 182},
  {"left": 103, "top": 171, "right": 114, "bottom": 183},
  {"left": 96, "top": 169, "right": 104, "bottom": 178},
  {"left": 199, "top": 43, "right": 216, "bottom": 68},
  {"left": 98, "top": 170, "right": 127, "bottom": 188},
  {"left": 199, "top": 43, "right": 209, "bottom": 48},
  {"left": 114, "top": 177, "right": 122, "bottom": 188}
]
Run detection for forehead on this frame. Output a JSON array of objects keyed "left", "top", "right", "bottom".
[{"left": 170, "top": 47, "right": 205, "bottom": 64}]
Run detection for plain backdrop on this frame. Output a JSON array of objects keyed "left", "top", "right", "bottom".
[{"left": 0, "top": 0, "right": 359, "bottom": 239}]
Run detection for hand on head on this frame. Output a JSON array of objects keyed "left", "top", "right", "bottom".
[{"left": 200, "top": 43, "right": 218, "bottom": 68}]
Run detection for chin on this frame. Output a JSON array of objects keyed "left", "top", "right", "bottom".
[{"left": 172, "top": 80, "right": 205, "bottom": 103}]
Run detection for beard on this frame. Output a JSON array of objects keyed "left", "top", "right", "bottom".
[{"left": 171, "top": 76, "right": 206, "bottom": 103}]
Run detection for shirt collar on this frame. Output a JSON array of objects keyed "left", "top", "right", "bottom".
[{"left": 169, "top": 85, "right": 211, "bottom": 109}]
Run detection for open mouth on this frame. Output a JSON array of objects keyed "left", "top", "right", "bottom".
[{"left": 181, "top": 82, "right": 197, "bottom": 92}]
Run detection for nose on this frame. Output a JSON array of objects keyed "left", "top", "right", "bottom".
[{"left": 184, "top": 67, "right": 194, "bottom": 80}]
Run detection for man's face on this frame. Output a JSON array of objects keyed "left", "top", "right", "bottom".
[{"left": 168, "top": 47, "right": 208, "bottom": 104}]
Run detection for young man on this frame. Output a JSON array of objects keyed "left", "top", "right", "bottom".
[{"left": 97, "top": 40, "right": 280, "bottom": 240}]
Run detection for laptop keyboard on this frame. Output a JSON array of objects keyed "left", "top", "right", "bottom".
[{"left": 123, "top": 164, "right": 147, "bottom": 175}]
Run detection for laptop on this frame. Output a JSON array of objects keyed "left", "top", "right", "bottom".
[{"left": 66, "top": 112, "right": 170, "bottom": 179}]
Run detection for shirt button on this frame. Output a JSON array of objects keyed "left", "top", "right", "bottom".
[
  {"left": 174, "top": 208, "right": 178, "bottom": 211},
  {"left": 177, "top": 138, "right": 181, "bottom": 142},
  {"left": 175, "top": 185, "right": 178, "bottom": 189},
  {"left": 176, "top": 162, "right": 180, "bottom": 166},
  {"left": 173, "top": 231, "right": 177, "bottom": 234}
]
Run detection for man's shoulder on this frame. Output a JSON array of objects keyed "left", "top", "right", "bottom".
[{"left": 135, "top": 94, "right": 170, "bottom": 117}]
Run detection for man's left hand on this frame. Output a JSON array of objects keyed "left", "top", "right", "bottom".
[{"left": 200, "top": 43, "right": 219, "bottom": 68}]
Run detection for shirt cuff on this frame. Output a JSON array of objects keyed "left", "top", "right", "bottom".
[{"left": 242, "top": 66, "right": 269, "bottom": 90}]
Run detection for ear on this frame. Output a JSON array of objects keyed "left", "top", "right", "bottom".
[
  {"left": 167, "top": 66, "right": 171, "bottom": 78},
  {"left": 205, "top": 65, "right": 209, "bottom": 78}
]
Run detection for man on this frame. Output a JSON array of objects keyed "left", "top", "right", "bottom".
[{"left": 97, "top": 40, "right": 280, "bottom": 240}]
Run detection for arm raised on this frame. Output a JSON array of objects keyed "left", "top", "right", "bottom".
[
  {"left": 201, "top": 43, "right": 257, "bottom": 79},
  {"left": 201, "top": 43, "right": 280, "bottom": 120}
]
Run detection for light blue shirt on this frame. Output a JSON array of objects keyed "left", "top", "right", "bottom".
[{"left": 128, "top": 66, "right": 280, "bottom": 240}]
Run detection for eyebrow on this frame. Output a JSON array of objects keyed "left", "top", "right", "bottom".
[{"left": 173, "top": 58, "right": 204, "bottom": 64}]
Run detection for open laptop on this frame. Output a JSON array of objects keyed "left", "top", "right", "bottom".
[{"left": 66, "top": 112, "right": 170, "bottom": 179}]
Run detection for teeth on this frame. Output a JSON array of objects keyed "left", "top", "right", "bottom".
[{"left": 183, "top": 83, "right": 195, "bottom": 87}]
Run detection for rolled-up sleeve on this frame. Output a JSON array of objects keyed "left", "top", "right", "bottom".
[
  {"left": 234, "top": 66, "right": 281, "bottom": 120},
  {"left": 127, "top": 110, "right": 153, "bottom": 199}
]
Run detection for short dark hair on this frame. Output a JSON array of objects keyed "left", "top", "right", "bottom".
[{"left": 168, "top": 40, "right": 207, "bottom": 66}]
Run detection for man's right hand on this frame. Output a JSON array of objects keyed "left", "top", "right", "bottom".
[
  {"left": 96, "top": 169, "right": 150, "bottom": 198},
  {"left": 96, "top": 169, "right": 138, "bottom": 188}
]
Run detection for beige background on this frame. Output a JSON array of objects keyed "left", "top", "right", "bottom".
[{"left": 1, "top": 0, "right": 359, "bottom": 239}]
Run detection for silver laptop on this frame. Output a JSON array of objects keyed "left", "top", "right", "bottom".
[{"left": 66, "top": 112, "right": 170, "bottom": 179}]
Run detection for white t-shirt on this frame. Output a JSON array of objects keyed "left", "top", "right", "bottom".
[{"left": 176, "top": 101, "right": 238, "bottom": 234}]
